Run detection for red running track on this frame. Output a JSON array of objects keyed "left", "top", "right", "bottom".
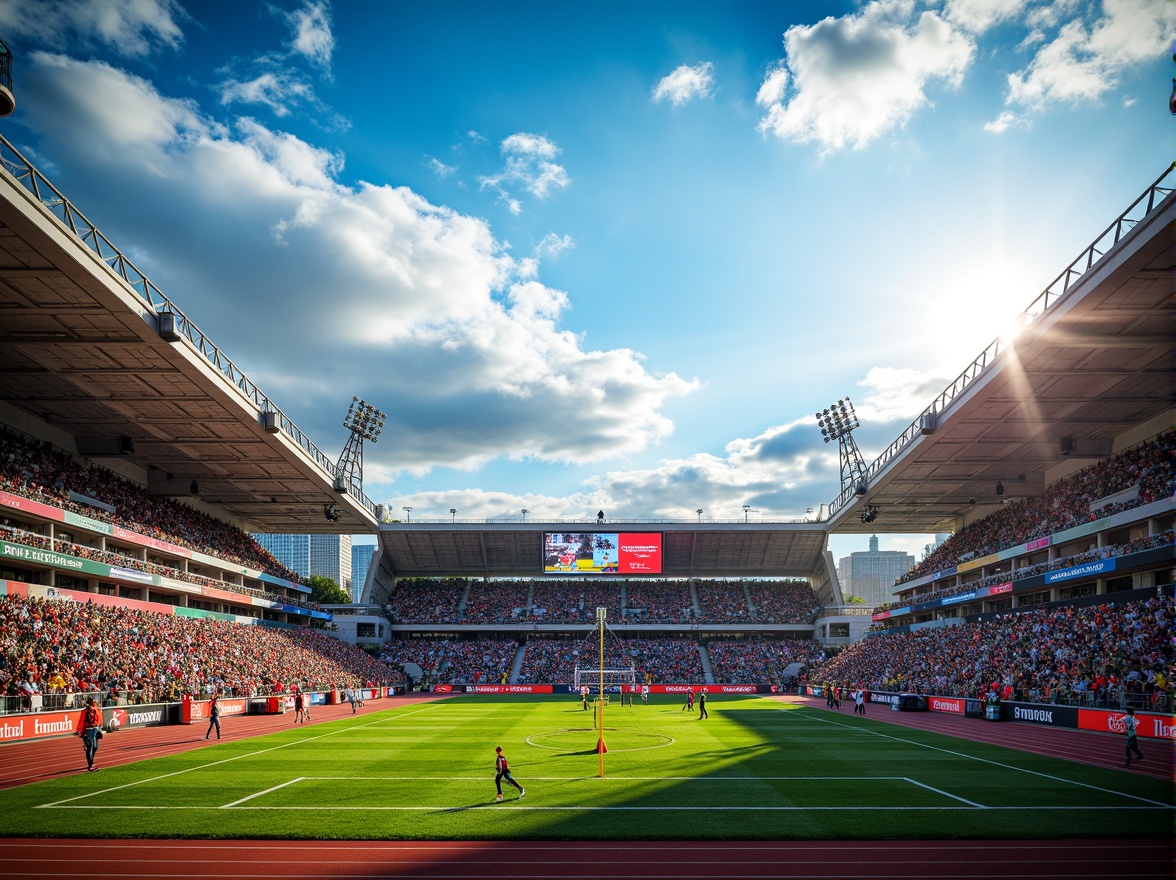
[
  {"left": 0, "top": 694, "right": 1170, "bottom": 879},
  {"left": 0, "top": 838, "right": 1171, "bottom": 879}
]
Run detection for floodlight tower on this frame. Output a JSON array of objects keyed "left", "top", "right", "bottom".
[
  {"left": 816, "top": 397, "right": 869, "bottom": 498},
  {"left": 333, "top": 396, "right": 386, "bottom": 497}
]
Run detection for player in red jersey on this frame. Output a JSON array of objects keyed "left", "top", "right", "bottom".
[{"left": 494, "top": 746, "right": 525, "bottom": 801}]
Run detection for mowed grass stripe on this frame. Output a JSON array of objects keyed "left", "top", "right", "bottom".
[{"left": 3, "top": 695, "right": 1169, "bottom": 840}]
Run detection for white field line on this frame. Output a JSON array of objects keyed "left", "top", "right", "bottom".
[
  {"left": 903, "top": 777, "right": 986, "bottom": 808},
  {"left": 221, "top": 777, "right": 307, "bottom": 808},
  {"left": 778, "top": 707, "right": 1173, "bottom": 809},
  {"left": 37, "top": 773, "right": 1170, "bottom": 813}
]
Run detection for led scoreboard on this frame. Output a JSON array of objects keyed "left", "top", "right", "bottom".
[{"left": 543, "top": 532, "right": 663, "bottom": 575}]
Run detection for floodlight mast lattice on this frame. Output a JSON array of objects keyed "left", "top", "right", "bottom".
[
  {"left": 816, "top": 397, "right": 869, "bottom": 499},
  {"left": 333, "top": 396, "right": 386, "bottom": 498}
]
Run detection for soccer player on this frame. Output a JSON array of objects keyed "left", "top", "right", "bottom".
[
  {"left": 581, "top": 684, "right": 589, "bottom": 710},
  {"left": 682, "top": 686, "right": 694, "bottom": 712},
  {"left": 1123, "top": 707, "right": 1144, "bottom": 766},
  {"left": 641, "top": 684, "right": 649, "bottom": 706},
  {"left": 348, "top": 686, "right": 358, "bottom": 713},
  {"left": 853, "top": 688, "right": 866, "bottom": 715},
  {"left": 698, "top": 688, "right": 708, "bottom": 719},
  {"left": 294, "top": 689, "right": 306, "bottom": 724},
  {"left": 494, "top": 746, "right": 525, "bottom": 801}
]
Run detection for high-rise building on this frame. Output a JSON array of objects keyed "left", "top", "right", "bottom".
[
  {"left": 836, "top": 535, "right": 915, "bottom": 606},
  {"left": 922, "top": 533, "right": 951, "bottom": 562},
  {"left": 253, "top": 533, "right": 352, "bottom": 590},
  {"left": 350, "top": 542, "right": 377, "bottom": 602}
]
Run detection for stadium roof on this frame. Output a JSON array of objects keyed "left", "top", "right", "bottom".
[
  {"left": 375, "top": 521, "right": 830, "bottom": 580},
  {"left": 0, "top": 134, "right": 1169, "bottom": 546},
  {"left": 825, "top": 167, "right": 1174, "bottom": 535},
  {"left": 0, "top": 137, "right": 375, "bottom": 533}
]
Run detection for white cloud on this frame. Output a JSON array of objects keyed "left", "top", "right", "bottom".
[
  {"left": 757, "top": 0, "right": 975, "bottom": 152},
  {"left": 517, "top": 233, "right": 574, "bottom": 280},
  {"left": 539, "top": 364, "right": 957, "bottom": 521},
  {"left": 20, "top": 53, "right": 694, "bottom": 474},
  {"left": 0, "top": 0, "right": 185, "bottom": 57},
  {"left": 426, "top": 156, "right": 457, "bottom": 178},
  {"left": 478, "top": 132, "right": 570, "bottom": 212},
  {"left": 943, "top": 0, "right": 1027, "bottom": 34},
  {"left": 1003, "top": 0, "right": 1176, "bottom": 111},
  {"left": 983, "top": 109, "right": 1024, "bottom": 132},
  {"left": 219, "top": 71, "right": 314, "bottom": 117},
  {"left": 284, "top": 0, "right": 334, "bottom": 69},
  {"left": 852, "top": 366, "right": 954, "bottom": 423},
  {"left": 756, "top": 64, "right": 789, "bottom": 106},
  {"left": 212, "top": 1, "right": 345, "bottom": 124},
  {"left": 652, "top": 62, "right": 716, "bottom": 107}
]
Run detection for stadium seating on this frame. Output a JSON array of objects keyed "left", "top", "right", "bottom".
[
  {"left": 813, "top": 595, "right": 1172, "bottom": 711},
  {"left": 0, "top": 592, "right": 401, "bottom": 709},
  {"left": 896, "top": 432, "right": 1174, "bottom": 586}
]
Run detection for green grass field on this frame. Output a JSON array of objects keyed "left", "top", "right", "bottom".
[{"left": 3, "top": 696, "right": 1171, "bottom": 840}]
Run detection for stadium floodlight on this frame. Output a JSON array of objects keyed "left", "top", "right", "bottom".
[
  {"left": 402, "top": 506, "right": 412, "bottom": 522},
  {"left": 816, "top": 396, "right": 869, "bottom": 503},
  {"left": 343, "top": 396, "right": 386, "bottom": 443},
  {"left": 521, "top": 508, "right": 529, "bottom": 522},
  {"left": 449, "top": 508, "right": 457, "bottom": 523},
  {"left": 696, "top": 508, "right": 703, "bottom": 522},
  {"left": 333, "top": 395, "right": 387, "bottom": 503},
  {"left": 742, "top": 505, "right": 751, "bottom": 523}
]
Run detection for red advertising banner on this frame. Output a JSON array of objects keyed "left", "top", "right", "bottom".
[
  {"left": 182, "top": 697, "right": 248, "bottom": 723},
  {"left": 467, "top": 684, "right": 554, "bottom": 694},
  {"left": 1078, "top": 709, "right": 1175, "bottom": 740},
  {"left": 0, "top": 490, "right": 66, "bottom": 523},
  {"left": 617, "top": 533, "right": 662, "bottom": 575},
  {"left": 113, "top": 525, "right": 192, "bottom": 558},
  {"left": 988, "top": 582, "right": 1013, "bottom": 595},
  {"left": 0, "top": 711, "right": 79, "bottom": 743},
  {"left": 650, "top": 684, "right": 755, "bottom": 694},
  {"left": 928, "top": 696, "right": 966, "bottom": 714}
]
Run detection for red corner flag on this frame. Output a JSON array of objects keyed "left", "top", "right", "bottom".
[{"left": 597, "top": 737, "right": 608, "bottom": 753}]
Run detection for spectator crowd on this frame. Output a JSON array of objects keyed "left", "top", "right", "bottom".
[
  {"left": 384, "top": 577, "right": 821, "bottom": 626},
  {"left": 0, "top": 593, "right": 401, "bottom": 709},
  {"left": 898, "top": 432, "right": 1174, "bottom": 585},
  {"left": 1, "top": 431, "right": 302, "bottom": 584},
  {"left": 813, "top": 596, "right": 1172, "bottom": 710}
]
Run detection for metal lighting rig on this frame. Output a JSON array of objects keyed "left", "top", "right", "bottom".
[
  {"left": 816, "top": 397, "right": 869, "bottom": 503},
  {"left": 332, "top": 396, "right": 386, "bottom": 500}
]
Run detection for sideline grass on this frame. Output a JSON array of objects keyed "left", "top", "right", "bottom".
[{"left": 2, "top": 696, "right": 1170, "bottom": 840}]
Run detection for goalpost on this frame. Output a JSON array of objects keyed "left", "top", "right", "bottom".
[
  {"left": 572, "top": 666, "right": 637, "bottom": 693},
  {"left": 570, "top": 606, "right": 640, "bottom": 777}
]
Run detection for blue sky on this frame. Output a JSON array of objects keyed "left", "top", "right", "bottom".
[{"left": 1, "top": 0, "right": 1172, "bottom": 560}]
